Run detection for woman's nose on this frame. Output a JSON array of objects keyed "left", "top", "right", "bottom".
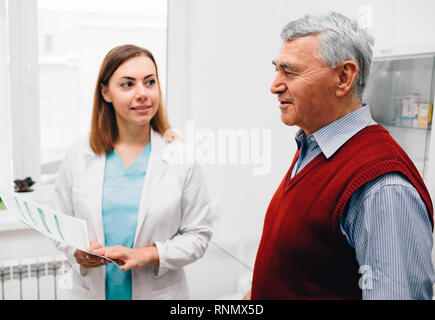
[{"left": 135, "top": 83, "right": 147, "bottom": 100}]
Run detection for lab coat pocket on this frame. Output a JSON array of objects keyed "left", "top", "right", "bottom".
[
  {"left": 69, "top": 282, "right": 91, "bottom": 300},
  {"left": 151, "top": 278, "right": 184, "bottom": 300},
  {"left": 69, "top": 269, "right": 91, "bottom": 299}
]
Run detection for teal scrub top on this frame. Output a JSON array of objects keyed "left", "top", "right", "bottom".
[{"left": 102, "top": 143, "right": 151, "bottom": 300}]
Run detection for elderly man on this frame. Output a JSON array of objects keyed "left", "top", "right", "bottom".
[{"left": 249, "top": 12, "right": 434, "bottom": 299}]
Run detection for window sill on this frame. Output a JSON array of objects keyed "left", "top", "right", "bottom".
[
  {"left": 0, "top": 183, "right": 54, "bottom": 232},
  {"left": 0, "top": 210, "right": 30, "bottom": 232}
]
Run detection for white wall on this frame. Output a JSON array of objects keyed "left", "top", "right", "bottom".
[
  {"left": 167, "top": 0, "right": 296, "bottom": 245},
  {"left": 166, "top": 0, "right": 435, "bottom": 274}
]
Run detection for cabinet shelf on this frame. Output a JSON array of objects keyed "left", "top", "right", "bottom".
[
  {"left": 380, "top": 122, "right": 432, "bottom": 131},
  {"left": 364, "top": 52, "right": 435, "bottom": 180}
]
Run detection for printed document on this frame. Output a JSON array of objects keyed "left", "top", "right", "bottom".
[{"left": 0, "top": 187, "right": 119, "bottom": 268}]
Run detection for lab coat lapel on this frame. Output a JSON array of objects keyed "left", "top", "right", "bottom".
[
  {"left": 84, "top": 151, "right": 106, "bottom": 246},
  {"left": 134, "top": 130, "right": 168, "bottom": 244}
]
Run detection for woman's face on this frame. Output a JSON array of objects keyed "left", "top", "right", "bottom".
[{"left": 101, "top": 55, "right": 160, "bottom": 128}]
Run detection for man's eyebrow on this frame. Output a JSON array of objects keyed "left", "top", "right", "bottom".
[{"left": 272, "top": 60, "right": 298, "bottom": 71}]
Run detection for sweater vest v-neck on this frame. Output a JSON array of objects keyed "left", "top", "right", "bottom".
[{"left": 251, "top": 125, "right": 433, "bottom": 300}]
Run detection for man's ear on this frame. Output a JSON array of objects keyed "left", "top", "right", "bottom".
[
  {"left": 100, "top": 83, "right": 112, "bottom": 103},
  {"left": 336, "top": 61, "right": 359, "bottom": 98}
]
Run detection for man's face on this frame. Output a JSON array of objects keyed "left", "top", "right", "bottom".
[{"left": 271, "top": 35, "right": 338, "bottom": 135}]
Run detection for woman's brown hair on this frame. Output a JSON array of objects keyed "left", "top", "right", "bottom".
[{"left": 89, "top": 44, "right": 171, "bottom": 155}]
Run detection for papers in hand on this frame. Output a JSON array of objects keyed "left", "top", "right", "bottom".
[
  {"left": 0, "top": 187, "right": 120, "bottom": 268},
  {"left": 84, "top": 250, "right": 120, "bottom": 267}
]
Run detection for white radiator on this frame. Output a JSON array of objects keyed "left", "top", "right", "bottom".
[
  {"left": 0, "top": 239, "right": 255, "bottom": 300},
  {"left": 0, "top": 254, "right": 72, "bottom": 300}
]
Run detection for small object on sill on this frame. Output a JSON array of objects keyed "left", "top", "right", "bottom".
[{"left": 14, "top": 177, "right": 35, "bottom": 193}]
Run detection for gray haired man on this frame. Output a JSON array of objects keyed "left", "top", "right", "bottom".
[{"left": 248, "top": 12, "right": 434, "bottom": 300}]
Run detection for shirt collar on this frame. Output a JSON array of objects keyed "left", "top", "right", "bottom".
[{"left": 295, "top": 105, "right": 377, "bottom": 159}]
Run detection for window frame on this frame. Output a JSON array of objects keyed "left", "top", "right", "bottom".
[
  {"left": 1, "top": 0, "right": 41, "bottom": 191},
  {"left": 0, "top": 0, "right": 13, "bottom": 190}
]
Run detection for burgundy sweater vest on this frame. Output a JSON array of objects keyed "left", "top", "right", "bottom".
[{"left": 251, "top": 125, "right": 433, "bottom": 300}]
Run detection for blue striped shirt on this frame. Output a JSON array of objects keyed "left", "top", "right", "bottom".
[{"left": 291, "top": 105, "right": 435, "bottom": 300}]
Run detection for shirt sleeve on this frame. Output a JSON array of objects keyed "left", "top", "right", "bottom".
[{"left": 340, "top": 172, "right": 435, "bottom": 300}]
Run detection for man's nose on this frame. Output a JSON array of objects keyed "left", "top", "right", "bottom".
[{"left": 270, "top": 74, "right": 286, "bottom": 94}]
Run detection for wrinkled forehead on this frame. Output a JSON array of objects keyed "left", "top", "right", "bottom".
[{"left": 273, "top": 35, "right": 325, "bottom": 68}]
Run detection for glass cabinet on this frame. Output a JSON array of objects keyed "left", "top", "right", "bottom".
[{"left": 364, "top": 53, "right": 435, "bottom": 181}]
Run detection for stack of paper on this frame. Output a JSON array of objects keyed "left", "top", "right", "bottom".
[{"left": 0, "top": 187, "right": 119, "bottom": 268}]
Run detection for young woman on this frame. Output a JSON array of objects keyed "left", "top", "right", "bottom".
[{"left": 53, "top": 44, "right": 214, "bottom": 300}]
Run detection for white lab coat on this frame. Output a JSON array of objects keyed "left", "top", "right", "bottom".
[{"left": 53, "top": 129, "right": 214, "bottom": 299}]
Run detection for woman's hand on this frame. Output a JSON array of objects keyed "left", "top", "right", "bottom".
[
  {"left": 91, "top": 244, "right": 160, "bottom": 271},
  {"left": 74, "top": 241, "right": 109, "bottom": 269}
]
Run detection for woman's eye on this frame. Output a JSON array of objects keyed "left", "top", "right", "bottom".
[
  {"left": 121, "top": 82, "right": 133, "bottom": 88},
  {"left": 146, "top": 79, "right": 156, "bottom": 86}
]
